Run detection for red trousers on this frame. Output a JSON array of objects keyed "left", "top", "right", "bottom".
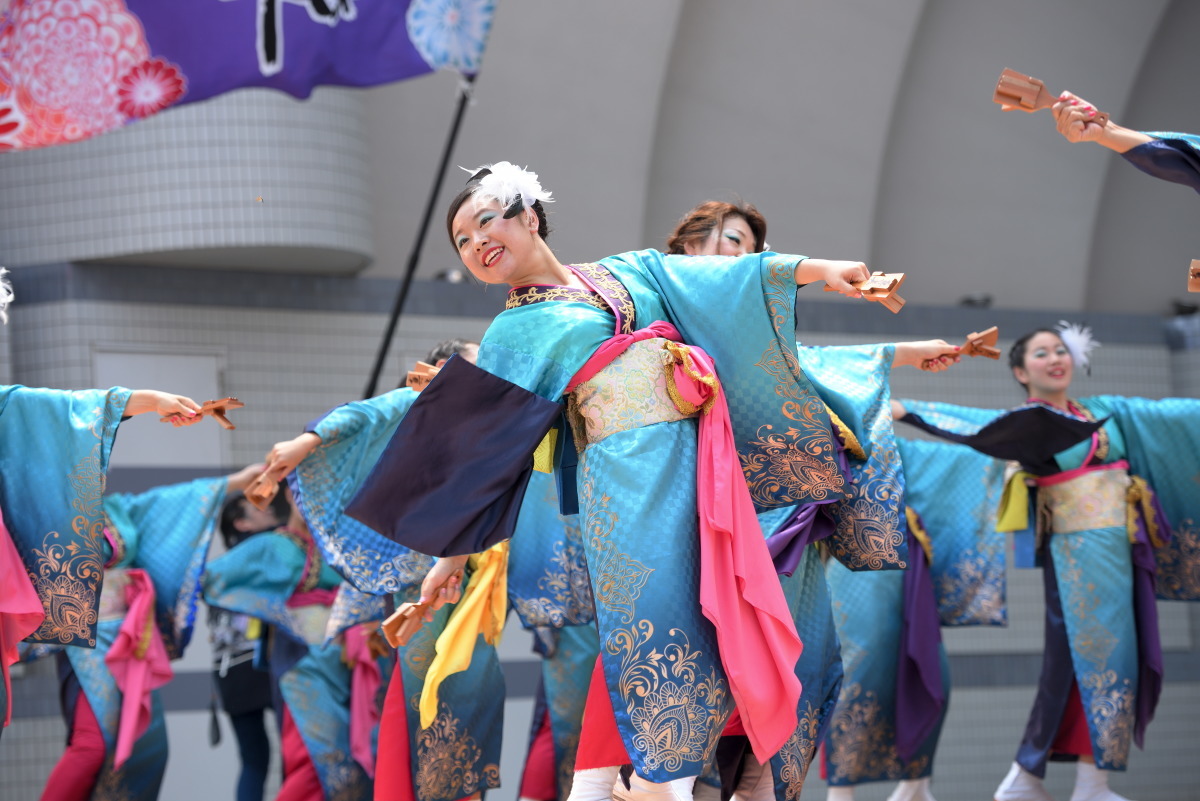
[
  {"left": 40, "top": 693, "right": 106, "bottom": 801},
  {"left": 277, "top": 706, "right": 323, "bottom": 801}
]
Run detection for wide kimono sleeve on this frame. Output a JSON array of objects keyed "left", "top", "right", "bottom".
[
  {"left": 289, "top": 389, "right": 433, "bottom": 595},
  {"left": 0, "top": 385, "right": 131, "bottom": 647},
  {"left": 1090, "top": 394, "right": 1200, "bottom": 601},
  {"left": 347, "top": 303, "right": 611, "bottom": 557},
  {"left": 601, "top": 250, "right": 846, "bottom": 512},
  {"left": 795, "top": 344, "right": 909, "bottom": 571},
  {"left": 325, "top": 584, "right": 389, "bottom": 643},
  {"left": 203, "top": 533, "right": 307, "bottom": 635},
  {"left": 899, "top": 398, "right": 1103, "bottom": 470},
  {"left": 103, "top": 477, "right": 226, "bottom": 657},
  {"left": 1121, "top": 132, "right": 1200, "bottom": 194},
  {"left": 897, "top": 437, "right": 1009, "bottom": 626}
]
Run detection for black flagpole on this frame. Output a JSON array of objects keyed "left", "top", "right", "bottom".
[{"left": 363, "top": 74, "right": 476, "bottom": 399}]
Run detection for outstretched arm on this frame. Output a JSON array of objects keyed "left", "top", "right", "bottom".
[
  {"left": 125, "top": 390, "right": 202, "bottom": 425},
  {"left": 1048, "top": 91, "right": 1153, "bottom": 153},
  {"left": 893, "top": 339, "right": 962, "bottom": 373},
  {"left": 795, "top": 258, "right": 870, "bottom": 297},
  {"left": 263, "top": 432, "right": 322, "bottom": 481}
]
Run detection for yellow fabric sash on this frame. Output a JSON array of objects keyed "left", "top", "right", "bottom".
[
  {"left": 1127, "top": 476, "right": 1167, "bottom": 548},
  {"left": 419, "top": 541, "right": 509, "bottom": 729},
  {"left": 905, "top": 507, "right": 933, "bottom": 563},
  {"left": 996, "top": 470, "right": 1035, "bottom": 533}
]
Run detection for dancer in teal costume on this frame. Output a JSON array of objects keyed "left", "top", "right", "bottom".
[
  {"left": 897, "top": 325, "right": 1200, "bottom": 801},
  {"left": 38, "top": 470, "right": 247, "bottom": 801},
  {"left": 266, "top": 341, "right": 593, "bottom": 801},
  {"left": 663, "top": 201, "right": 964, "bottom": 801},
  {"left": 0, "top": 381, "right": 203, "bottom": 743},
  {"left": 353, "top": 164, "right": 948, "bottom": 801},
  {"left": 202, "top": 502, "right": 372, "bottom": 801}
]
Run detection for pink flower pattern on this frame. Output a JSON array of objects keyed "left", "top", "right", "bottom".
[
  {"left": 117, "top": 57, "right": 185, "bottom": 118},
  {"left": 0, "top": 0, "right": 186, "bottom": 148}
]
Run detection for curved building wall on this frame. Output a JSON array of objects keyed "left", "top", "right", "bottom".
[{"left": 0, "top": 88, "right": 373, "bottom": 273}]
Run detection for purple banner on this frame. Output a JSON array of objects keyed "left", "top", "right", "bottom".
[{"left": 0, "top": 0, "right": 494, "bottom": 150}]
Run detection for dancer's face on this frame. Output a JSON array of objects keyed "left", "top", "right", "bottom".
[
  {"left": 683, "top": 214, "right": 756, "bottom": 257},
  {"left": 451, "top": 196, "right": 541, "bottom": 285},
  {"left": 1013, "top": 332, "right": 1073, "bottom": 397}
]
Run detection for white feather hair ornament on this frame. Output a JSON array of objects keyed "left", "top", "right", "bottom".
[
  {"left": 0, "top": 267, "right": 13, "bottom": 325},
  {"left": 465, "top": 162, "right": 554, "bottom": 218},
  {"left": 1055, "top": 320, "right": 1099, "bottom": 376}
]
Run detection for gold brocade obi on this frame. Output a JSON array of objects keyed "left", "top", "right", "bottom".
[
  {"left": 1037, "top": 468, "right": 1129, "bottom": 536},
  {"left": 98, "top": 568, "right": 131, "bottom": 622},
  {"left": 566, "top": 338, "right": 694, "bottom": 448}
]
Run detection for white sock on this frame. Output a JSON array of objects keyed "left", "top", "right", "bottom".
[
  {"left": 826, "top": 787, "right": 855, "bottom": 801},
  {"left": 567, "top": 767, "right": 622, "bottom": 801},
  {"left": 886, "top": 777, "right": 936, "bottom": 801},
  {"left": 994, "top": 761, "right": 1054, "bottom": 801},
  {"left": 1069, "top": 760, "right": 1134, "bottom": 801}
]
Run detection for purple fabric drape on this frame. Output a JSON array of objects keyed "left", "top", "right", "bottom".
[{"left": 894, "top": 518, "right": 946, "bottom": 762}]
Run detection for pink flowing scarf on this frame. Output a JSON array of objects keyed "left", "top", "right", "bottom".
[
  {"left": 1, "top": 508, "right": 45, "bottom": 727},
  {"left": 568, "top": 321, "right": 803, "bottom": 763},
  {"left": 343, "top": 624, "right": 383, "bottom": 778},
  {"left": 104, "top": 568, "right": 173, "bottom": 768}
]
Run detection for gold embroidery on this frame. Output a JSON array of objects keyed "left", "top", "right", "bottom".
[
  {"left": 580, "top": 464, "right": 727, "bottom": 772},
  {"left": 1038, "top": 470, "right": 1128, "bottom": 536},
  {"left": 826, "top": 409, "right": 867, "bottom": 461},
  {"left": 1155, "top": 518, "right": 1200, "bottom": 600},
  {"left": 777, "top": 703, "right": 821, "bottom": 800},
  {"left": 612, "top": 622, "right": 726, "bottom": 772},
  {"left": 740, "top": 423, "right": 844, "bottom": 507},
  {"left": 505, "top": 262, "right": 636, "bottom": 334},
  {"left": 415, "top": 703, "right": 502, "bottom": 799},
  {"left": 576, "top": 262, "right": 636, "bottom": 335},
  {"left": 824, "top": 683, "right": 929, "bottom": 783},
  {"left": 316, "top": 750, "right": 373, "bottom": 801},
  {"left": 905, "top": 507, "right": 933, "bottom": 563},
  {"left": 1081, "top": 669, "right": 1135, "bottom": 768},
  {"left": 828, "top": 499, "right": 906, "bottom": 571},
  {"left": 583, "top": 488, "right": 652, "bottom": 624}
]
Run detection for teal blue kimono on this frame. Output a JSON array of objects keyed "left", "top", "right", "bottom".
[
  {"left": 470, "top": 253, "right": 901, "bottom": 781},
  {"left": 60, "top": 476, "right": 225, "bottom": 800},
  {"left": 203, "top": 529, "right": 372, "bottom": 799},
  {"left": 0, "top": 386, "right": 130, "bottom": 648},
  {"left": 821, "top": 437, "right": 1007, "bottom": 786},
  {"left": 900, "top": 395, "right": 1200, "bottom": 774}
]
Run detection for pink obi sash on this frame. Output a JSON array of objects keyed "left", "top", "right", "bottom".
[
  {"left": 343, "top": 624, "right": 383, "bottom": 778},
  {"left": 568, "top": 321, "right": 803, "bottom": 763},
  {"left": 1, "top": 507, "right": 45, "bottom": 727},
  {"left": 104, "top": 568, "right": 173, "bottom": 769}
]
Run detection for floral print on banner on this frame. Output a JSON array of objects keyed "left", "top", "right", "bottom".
[
  {"left": 0, "top": 0, "right": 186, "bottom": 149},
  {"left": 406, "top": 0, "right": 493, "bottom": 73}
]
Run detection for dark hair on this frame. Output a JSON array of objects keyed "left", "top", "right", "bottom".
[
  {"left": 445, "top": 167, "right": 551, "bottom": 246},
  {"left": 219, "top": 489, "right": 288, "bottom": 550},
  {"left": 424, "top": 338, "right": 478, "bottom": 365},
  {"left": 1008, "top": 327, "right": 1063, "bottom": 388},
  {"left": 666, "top": 200, "right": 767, "bottom": 254}
]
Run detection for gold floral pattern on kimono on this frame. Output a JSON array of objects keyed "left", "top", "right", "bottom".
[
  {"left": 28, "top": 441, "right": 110, "bottom": 644},
  {"left": 740, "top": 422, "right": 844, "bottom": 507},
  {"left": 826, "top": 497, "right": 905, "bottom": 571},
  {"left": 776, "top": 703, "right": 822, "bottom": 801},
  {"left": 1156, "top": 519, "right": 1200, "bottom": 600},
  {"left": 415, "top": 704, "right": 501, "bottom": 800},
  {"left": 1081, "top": 669, "right": 1135, "bottom": 768},
  {"left": 91, "top": 760, "right": 136, "bottom": 801},
  {"left": 611, "top": 621, "right": 726, "bottom": 772},
  {"left": 1055, "top": 533, "right": 1135, "bottom": 768},
  {"left": 316, "top": 751, "right": 373, "bottom": 801},
  {"left": 824, "top": 683, "right": 928, "bottom": 783},
  {"left": 510, "top": 537, "right": 594, "bottom": 627},
  {"left": 581, "top": 487, "right": 652, "bottom": 625}
]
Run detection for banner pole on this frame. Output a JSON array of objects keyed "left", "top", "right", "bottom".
[{"left": 363, "top": 74, "right": 477, "bottom": 399}]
